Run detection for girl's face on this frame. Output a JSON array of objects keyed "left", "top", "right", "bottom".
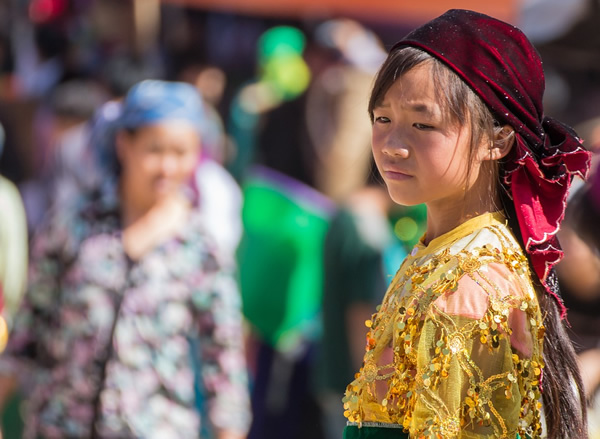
[
  {"left": 371, "top": 62, "right": 487, "bottom": 210},
  {"left": 117, "top": 120, "right": 200, "bottom": 206}
]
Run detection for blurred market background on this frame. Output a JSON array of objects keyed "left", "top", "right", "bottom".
[
  {"left": 1, "top": 0, "right": 600, "bottom": 438},
  {"left": 1, "top": 0, "right": 600, "bottom": 186}
]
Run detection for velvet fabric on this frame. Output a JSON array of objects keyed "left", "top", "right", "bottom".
[{"left": 392, "top": 9, "right": 591, "bottom": 317}]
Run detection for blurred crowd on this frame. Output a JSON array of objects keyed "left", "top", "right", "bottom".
[{"left": 0, "top": 1, "right": 598, "bottom": 438}]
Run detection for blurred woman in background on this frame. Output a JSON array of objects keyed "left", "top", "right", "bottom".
[{"left": 0, "top": 80, "right": 251, "bottom": 439}]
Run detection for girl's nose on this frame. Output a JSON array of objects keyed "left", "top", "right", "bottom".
[{"left": 382, "top": 140, "right": 410, "bottom": 159}]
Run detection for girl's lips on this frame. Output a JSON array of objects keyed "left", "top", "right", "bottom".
[{"left": 383, "top": 170, "right": 412, "bottom": 181}]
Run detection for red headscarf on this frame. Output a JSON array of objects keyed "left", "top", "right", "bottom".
[{"left": 393, "top": 9, "right": 591, "bottom": 318}]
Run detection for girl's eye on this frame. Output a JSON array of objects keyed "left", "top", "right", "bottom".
[
  {"left": 413, "top": 123, "right": 434, "bottom": 131},
  {"left": 374, "top": 116, "right": 390, "bottom": 124}
]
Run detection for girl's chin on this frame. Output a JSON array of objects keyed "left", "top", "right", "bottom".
[{"left": 387, "top": 191, "right": 423, "bottom": 207}]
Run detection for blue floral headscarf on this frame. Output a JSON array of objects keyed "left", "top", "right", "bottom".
[
  {"left": 118, "top": 80, "right": 204, "bottom": 132},
  {"left": 91, "top": 80, "right": 205, "bottom": 178}
]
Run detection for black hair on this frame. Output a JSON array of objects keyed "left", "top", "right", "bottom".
[{"left": 501, "top": 189, "right": 588, "bottom": 438}]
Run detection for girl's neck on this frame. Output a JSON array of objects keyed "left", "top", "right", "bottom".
[{"left": 424, "top": 182, "right": 501, "bottom": 246}]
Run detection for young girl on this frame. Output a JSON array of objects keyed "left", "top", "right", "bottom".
[{"left": 342, "top": 9, "right": 590, "bottom": 439}]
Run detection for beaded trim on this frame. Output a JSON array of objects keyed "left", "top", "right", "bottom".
[{"left": 346, "top": 422, "right": 406, "bottom": 429}]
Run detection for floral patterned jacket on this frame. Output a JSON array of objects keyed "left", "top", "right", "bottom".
[{"left": 0, "top": 191, "right": 251, "bottom": 439}]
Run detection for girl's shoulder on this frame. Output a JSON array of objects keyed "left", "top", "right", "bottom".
[
  {"left": 432, "top": 218, "right": 530, "bottom": 281},
  {"left": 387, "top": 214, "right": 539, "bottom": 314},
  {"left": 447, "top": 219, "right": 521, "bottom": 257},
  {"left": 408, "top": 213, "right": 523, "bottom": 271},
  {"left": 426, "top": 222, "right": 539, "bottom": 320},
  {"left": 455, "top": 222, "right": 532, "bottom": 286}
]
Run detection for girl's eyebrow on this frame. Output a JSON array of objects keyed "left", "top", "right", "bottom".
[
  {"left": 407, "top": 102, "right": 436, "bottom": 116},
  {"left": 374, "top": 102, "right": 390, "bottom": 109},
  {"left": 375, "top": 101, "right": 437, "bottom": 116}
]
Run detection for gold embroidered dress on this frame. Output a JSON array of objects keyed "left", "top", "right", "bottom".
[{"left": 343, "top": 213, "right": 544, "bottom": 438}]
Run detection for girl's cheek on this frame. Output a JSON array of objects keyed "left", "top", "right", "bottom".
[{"left": 371, "top": 130, "right": 388, "bottom": 154}]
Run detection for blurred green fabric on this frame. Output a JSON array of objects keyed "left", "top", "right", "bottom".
[
  {"left": 1, "top": 393, "right": 24, "bottom": 439},
  {"left": 238, "top": 167, "right": 331, "bottom": 353}
]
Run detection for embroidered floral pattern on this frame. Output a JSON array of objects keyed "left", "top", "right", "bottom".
[
  {"left": 343, "top": 214, "right": 544, "bottom": 439},
  {"left": 0, "top": 195, "right": 251, "bottom": 439}
]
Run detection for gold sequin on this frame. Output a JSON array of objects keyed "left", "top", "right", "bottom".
[
  {"left": 460, "top": 257, "right": 481, "bottom": 273},
  {"left": 411, "top": 274, "right": 425, "bottom": 284},
  {"left": 363, "top": 362, "right": 378, "bottom": 383},
  {"left": 520, "top": 301, "right": 529, "bottom": 311},
  {"left": 448, "top": 333, "right": 465, "bottom": 354},
  {"left": 439, "top": 416, "right": 461, "bottom": 437}
]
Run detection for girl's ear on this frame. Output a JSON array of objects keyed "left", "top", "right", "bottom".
[{"left": 484, "top": 125, "right": 515, "bottom": 161}]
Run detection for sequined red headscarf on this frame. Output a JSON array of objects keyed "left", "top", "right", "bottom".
[{"left": 393, "top": 9, "right": 591, "bottom": 317}]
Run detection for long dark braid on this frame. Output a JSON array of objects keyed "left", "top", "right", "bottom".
[{"left": 501, "top": 189, "right": 588, "bottom": 438}]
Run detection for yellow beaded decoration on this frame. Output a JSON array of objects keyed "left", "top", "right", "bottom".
[{"left": 343, "top": 213, "right": 544, "bottom": 439}]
